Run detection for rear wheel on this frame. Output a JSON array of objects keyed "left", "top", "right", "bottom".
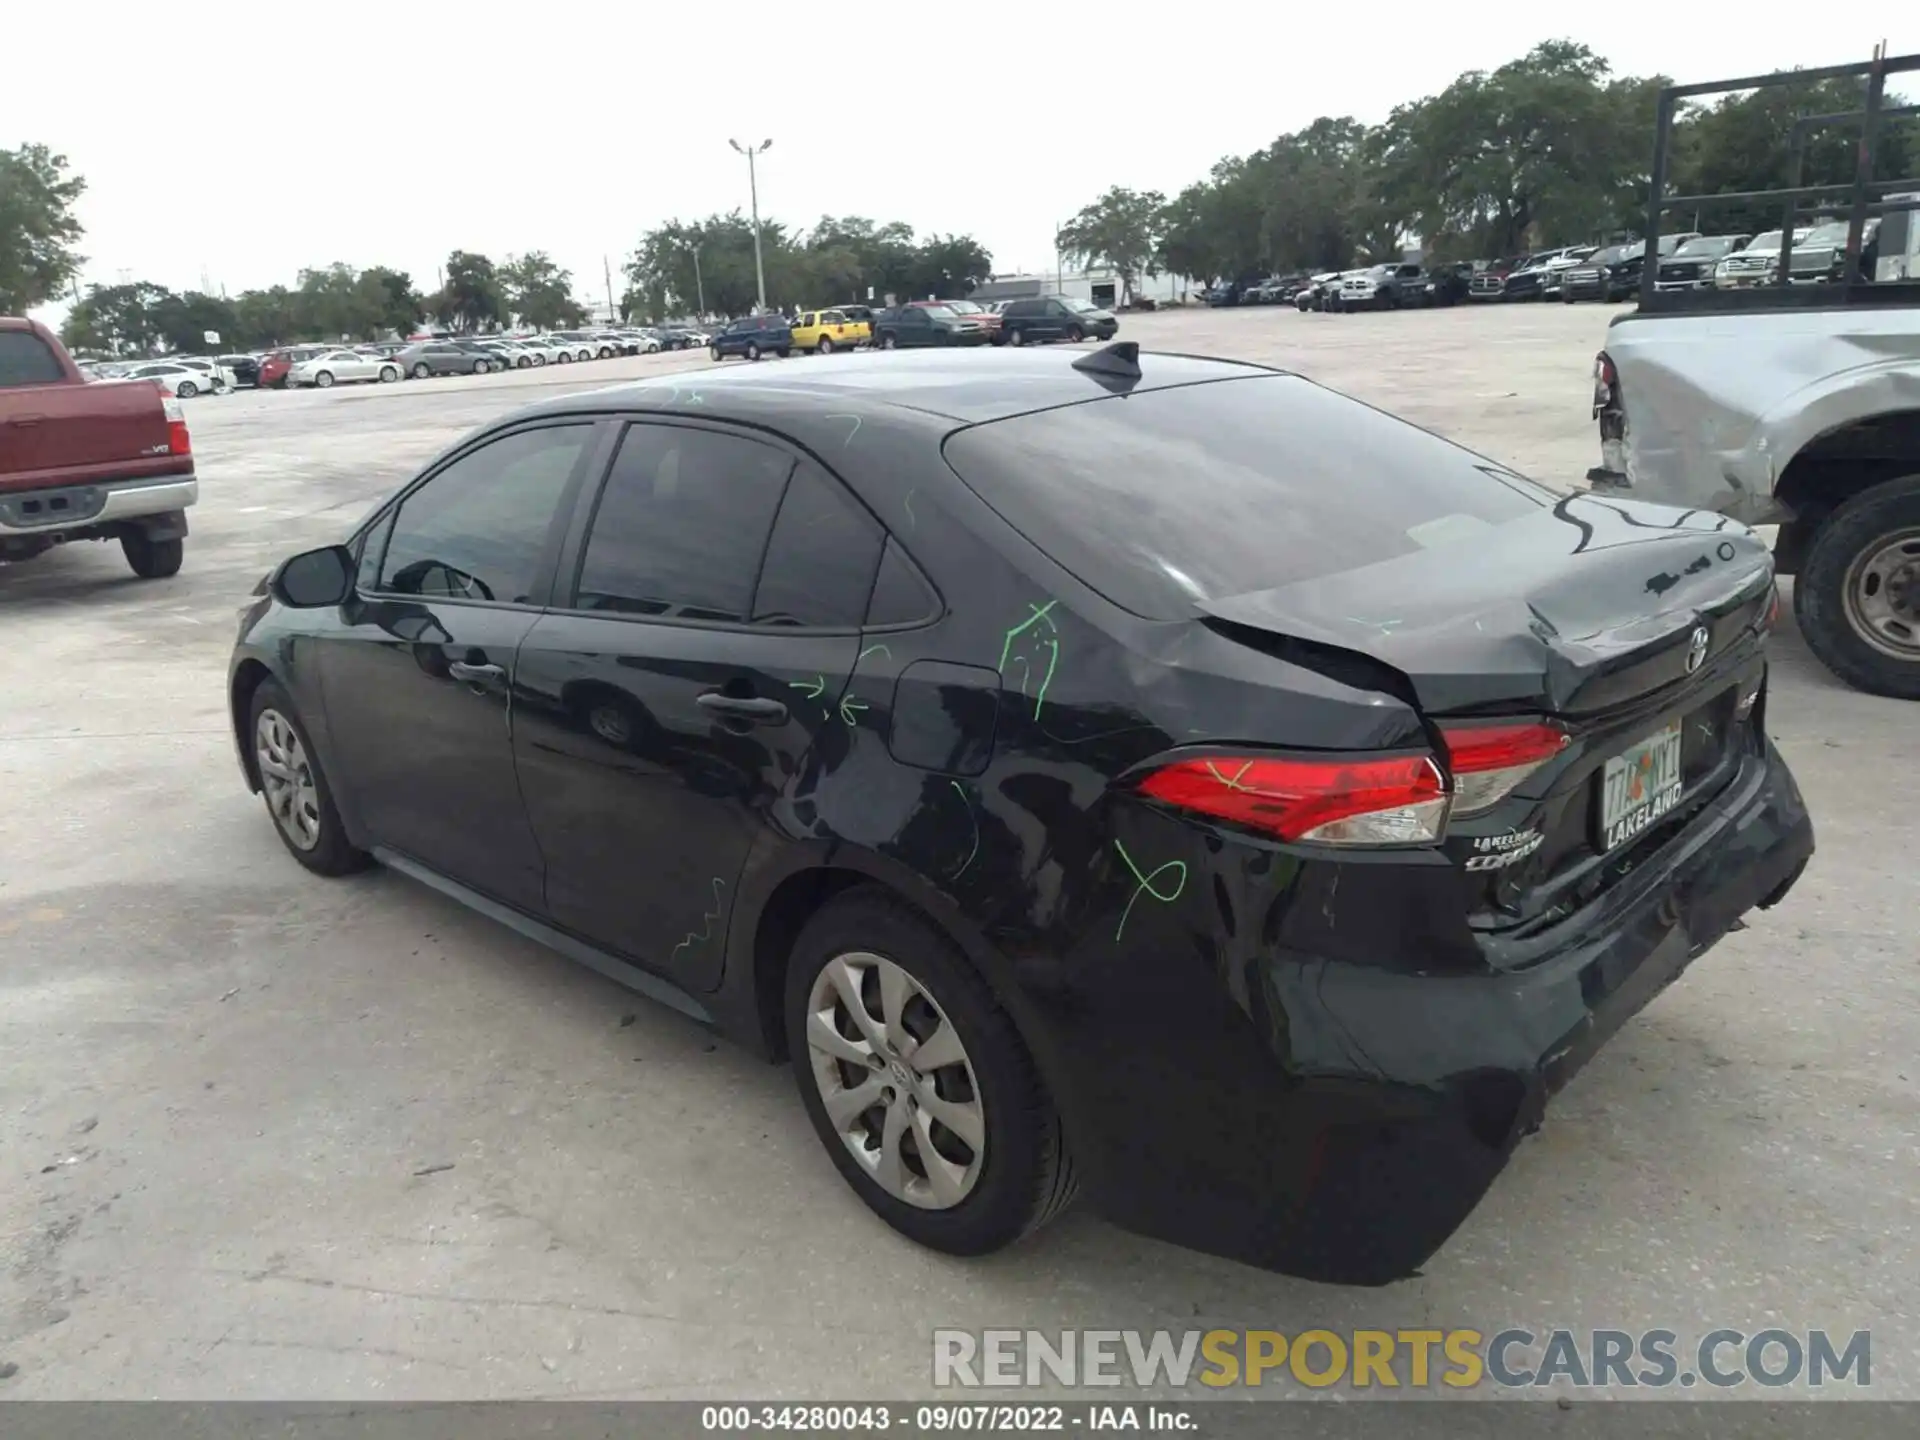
[
  {"left": 248, "top": 680, "right": 370, "bottom": 876},
  {"left": 121, "top": 531, "right": 183, "bottom": 579},
  {"left": 1794, "top": 475, "right": 1920, "bottom": 699},
  {"left": 785, "top": 889, "right": 1077, "bottom": 1256},
  {"left": 473, "top": 359, "right": 491, "bottom": 374},
  {"left": 177, "top": 380, "right": 199, "bottom": 398},
  {"left": 710, "top": 345, "right": 722, "bottom": 361},
  {"left": 747, "top": 342, "right": 762, "bottom": 361},
  {"left": 314, "top": 370, "right": 334, "bottom": 388},
  {"left": 817, "top": 335, "right": 835, "bottom": 355},
  {"left": 1064, "top": 325, "right": 1084, "bottom": 343},
  {"left": 379, "top": 365, "right": 399, "bottom": 382}
]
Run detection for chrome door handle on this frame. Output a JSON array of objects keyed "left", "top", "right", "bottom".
[
  {"left": 448, "top": 660, "right": 505, "bottom": 682},
  {"left": 697, "top": 693, "right": 788, "bottom": 723}
]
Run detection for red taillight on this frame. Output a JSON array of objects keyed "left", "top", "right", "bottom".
[
  {"left": 163, "top": 396, "right": 192, "bottom": 456},
  {"left": 1762, "top": 583, "right": 1781, "bottom": 633},
  {"left": 1441, "top": 720, "right": 1567, "bottom": 815},
  {"left": 1137, "top": 753, "right": 1449, "bottom": 846}
]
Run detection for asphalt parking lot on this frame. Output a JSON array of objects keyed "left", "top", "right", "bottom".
[{"left": 1, "top": 302, "right": 1914, "bottom": 1401}]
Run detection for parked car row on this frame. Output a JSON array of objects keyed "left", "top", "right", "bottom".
[
  {"left": 711, "top": 295, "right": 1117, "bottom": 362},
  {"left": 75, "top": 324, "right": 718, "bottom": 397}
]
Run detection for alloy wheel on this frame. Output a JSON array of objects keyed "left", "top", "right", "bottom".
[
  {"left": 804, "top": 951, "right": 986, "bottom": 1210},
  {"left": 255, "top": 709, "right": 322, "bottom": 851},
  {"left": 1843, "top": 527, "right": 1920, "bottom": 660}
]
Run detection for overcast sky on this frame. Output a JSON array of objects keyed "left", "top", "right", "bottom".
[{"left": 8, "top": 6, "right": 1905, "bottom": 312}]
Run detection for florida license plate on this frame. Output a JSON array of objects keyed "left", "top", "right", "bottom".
[{"left": 1600, "top": 721, "right": 1684, "bottom": 851}]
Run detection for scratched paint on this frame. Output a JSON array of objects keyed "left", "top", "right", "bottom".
[
  {"left": 671, "top": 877, "right": 727, "bottom": 959},
  {"left": 998, "top": 601, "right": 1061, "bottom": 721},
  {"left": 1112, "top": 839, "right": 1187, "bottom": 942},
  {"left": 950, "top": 780, "right": 980, "bottom": 880}
]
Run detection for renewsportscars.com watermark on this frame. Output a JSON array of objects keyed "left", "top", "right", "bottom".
[{"left": 933, "top": 1328, "right": 1872, "bottom": 1391}]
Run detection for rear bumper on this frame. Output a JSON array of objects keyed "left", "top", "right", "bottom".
[
  {"left": 0, "top": 475, "right": 198, "bottom": 535},
  {"left": 1047, "top": 736, "right": 1812, "bottom": 1285}
]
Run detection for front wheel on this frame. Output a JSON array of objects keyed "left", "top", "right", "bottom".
[
  {"left": 709, "top": 346, "right": 722, "bottom": 361},
  {"left": 473, "top": 359, "right": 491, "bottom": 375},
  {"left": 121, "top": 530, "right": 183, "bottom": 579},
  {"left": 879, "top": 333, "right": 898, "bottom": 350},
  {"left": 817, "top": 335, "right": 835, "bottom": 355},
  {"left": 747, "top": 342, "right": 762, "bottom": 361},
  {"left": 1007, "top": 328, "right": 1024, "bottom": 347},
  {"left": 412, "top": 362, "right": 431, "bottom": 378},
  {"left": 379, "top": 365, "right": 398, "bottom": 383},
  {"left": 248, "top": 680, "right": 371, "bottom": 876},
  {"left": 786, "top": 889, "right": 1077, "bottom": 1256},
  {"left": 314, "top": 371, "right": 334, "bottom": 388},
  {"left": 1794, "top": 475, "right": 1920, "bottom": 699}
]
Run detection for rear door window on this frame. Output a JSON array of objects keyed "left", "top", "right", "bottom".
[
  {"left": 751, "top": 460, "right": 883, "bottom": 628},
  {"left": 0, "top": 331, "right": 67, "bottom": 387},
  {"left": 572, "top": 423, "right": 794, "bottom": 622},
  {"left": 941, "top": 375, "right": 1549, "bottom": 620}
]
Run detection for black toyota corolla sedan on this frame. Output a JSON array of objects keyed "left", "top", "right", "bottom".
[{"left": 229, "top": 344, "right": 1813, "bottom": 1284}]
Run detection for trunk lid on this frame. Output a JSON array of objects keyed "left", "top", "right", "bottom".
[
  {"left": 1198, "top": 493, "right": 1776, "bottom": 942},
  {"left": 0, "top": 377, "right": 178, "bottom": 494},
  {"left": 1196, "top": 493, "right": 1774, "bottom": 717}
]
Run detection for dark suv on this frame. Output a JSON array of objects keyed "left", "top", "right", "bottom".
[
  {"left": 711, "top": 314, "right": 794, "bottom": 361},
  {"left": 871, "top": 305, "right": 991, "bottom": 349},
  {"left": 996, "top": 296, "right": 1118, "bottom": 346}
]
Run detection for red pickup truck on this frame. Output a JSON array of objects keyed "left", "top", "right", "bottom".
[{"left": 1, "top": 316, "right": 196, "bottom": 578}]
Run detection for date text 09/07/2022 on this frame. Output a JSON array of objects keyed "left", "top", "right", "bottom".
[{"left": 701, "top": 1405, "right": 1194, "bottom": 1432}]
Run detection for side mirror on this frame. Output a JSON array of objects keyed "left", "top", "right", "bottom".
[{"left": 272, "top": 544, "right": 355, "bottom": 608}]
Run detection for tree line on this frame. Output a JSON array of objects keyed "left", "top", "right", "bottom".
[
  {"left": 620, "top": 214, "right": 993, "bottom": 322},
  {"left": 54, "top": 251, "right": 593, "bottom": 356},
  {"left": 1060, "top": 41, "right": 1917, "bottom": 299}
]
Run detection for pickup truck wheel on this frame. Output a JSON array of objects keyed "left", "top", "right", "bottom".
[
  {"left": 817, "top": 335, "right": 835, "bottom": 354},
  {"left": 249, "top": 681, "right": 371, "bottom": 877},
  {"left": 1795, "top": 475, "right": 1920, "bottom": 699},
  {"left": 121, "top": 531, "right": 183, "bottom": 579}
]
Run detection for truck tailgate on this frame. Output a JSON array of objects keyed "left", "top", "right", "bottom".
[{"left": 0, "top": 378, "right": 186, "bottom": 494}]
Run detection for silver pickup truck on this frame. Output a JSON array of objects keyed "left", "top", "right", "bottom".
[{"left": 1586, "top": 49, "right": 1920, "bottom": 699}]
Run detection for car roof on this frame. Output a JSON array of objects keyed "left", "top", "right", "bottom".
[{"left": 524, "top": 346, "right": 1277, "bottom": 426}]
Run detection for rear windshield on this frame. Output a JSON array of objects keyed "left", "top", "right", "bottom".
[
  {"left": 0, "top": 331, "right": 67, "bottom": 387},
  {"left": 941, "top": 376, "right": 1549, "bottom": 620}
]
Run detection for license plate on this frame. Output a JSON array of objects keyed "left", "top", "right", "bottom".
[{"left": 1600, "top": 721, "right": 1684, "bottom": 851}]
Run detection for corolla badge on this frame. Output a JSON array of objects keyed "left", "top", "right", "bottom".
[{"left": 1686, "top": 626, "right": 1710, "bottom": 674}]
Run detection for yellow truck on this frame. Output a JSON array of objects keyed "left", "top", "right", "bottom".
[{"left": 791, "top": 307, "right": 871, "bottom": 354}]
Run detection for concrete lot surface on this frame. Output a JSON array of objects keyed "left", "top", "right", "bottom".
[{"left": 1, "top": 303, "right": 1914, "bottom": 1399}]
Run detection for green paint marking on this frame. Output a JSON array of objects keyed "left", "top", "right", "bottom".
[
  {"left": 789, "top": 676, "right": 827, "bottom": 700},
  {"left": 951, "top": 780, "right": 980, "bottom": 880},
  {"left": 670, "top": 877, "right": 727, "bottom": 959},
  {"left": 1112, "top": 838, "right": 1187, "bottom": 943},
  {"left": 825, "top": 413, "right": 861, "bottom": 447},
  {"left": 997, "top": 600, "right": 1058, "bottom": 670},
  {"left": 857, "top": 643, "right": 892, "bottom": 664},
  {"left": 838, "top": 695, "right": 869, "bottom": 728}
]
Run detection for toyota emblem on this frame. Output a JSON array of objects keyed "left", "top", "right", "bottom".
[{"left": 1686, "top": 626, "right": 1710, "bottom": 674}]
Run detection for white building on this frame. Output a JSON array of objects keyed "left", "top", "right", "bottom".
[{"left": 970, "top": 265, "right": 1194, "bottom": 308}]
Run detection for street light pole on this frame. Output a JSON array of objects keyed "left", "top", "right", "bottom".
[
  {"left": 691, "top": 247, "right": 706, "bottom": 317},
  {"left": 729, "top": 138, "right": 773, "bottom": 312}
]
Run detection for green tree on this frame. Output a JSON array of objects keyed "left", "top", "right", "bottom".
[
  {"left": 431, "top": 250, "right": 504, "bottom": 332},
  {"left": 1056, "top": 187, "right": 1166, "bottom": 303},
  {"left": 61, "top": 281, "right": 172, "bottom": 356},
  {"left": 0, "top": 144, "right": 87, "bottom": 313},
  {"left": 150, "top": 290, "right": 240, "bottom": 354},
  {"left": 357, "top": 267, "right": 422, "bottom": 338},
  {"left": 498, "top": 251, "right": 586, "bottom": 330},
  {"left": 1370, "top": 42, "right": 1653, "bottom": 256}
]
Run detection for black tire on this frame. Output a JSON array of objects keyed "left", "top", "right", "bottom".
[
  {"left": 879, "top": 332, "right": 898, "bottom": 350},
  {"left": 710, "top": 346, "right": 722, "bottom": 361},
  {"left": 1793, "top": 474, "right": 1920, "bottom": 699},
  {"left": 314, "top": 370, "right": 334, "bottom": 389},
  {"left": 817, "top": 336, "right": 834, "bottom": 354},
  {"left": 379, "top": 365, "right": 399, "bottom": 382},
  {"left": 412, "top": 362, "right": 431, "bottom": 379},
  {"left": 473, "top": 359, "right": 491, "bottom": 375},
  {"left": 1007, "top": 328, "right": 1024, "bottom": 347},
  {"left": 785, "top": 888, "right": 1077, "bottom": 1256},
  {"left": 1064, "top": 325, "right": 1084, "bottom": 343},
  {"left": 121, "top": 531, "right": 183, "bottom": 579},
  {"left": 177, "top": 380, "right": 198, "bottom": 398},
  {"left": 557, "top": 351, "right": 573, "bottom": 364},
  {"left": 747, "top": 342, "right": 762, "bottom": 361},
  {"left": 778, "top": 347, "right": 791, "bottom": 358},
  {"left": 246, "top": 680, "right": 371, "bottom": 877}
]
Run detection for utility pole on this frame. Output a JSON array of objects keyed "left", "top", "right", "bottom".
[
  {"left": 691, "top": 247, "right": 706, "bottom": 317},
  {"left": 729, "top": 138, "right": 773, "bottom": 312},
  {"left": 603, "top": 255, "right": 616, "bottom": 321}
]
